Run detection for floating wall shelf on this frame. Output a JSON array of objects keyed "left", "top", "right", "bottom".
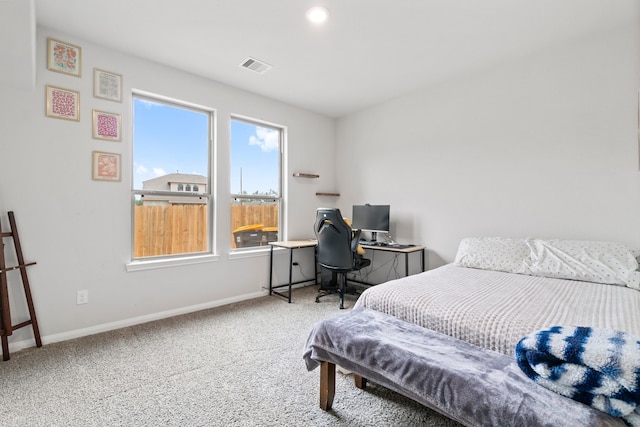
[
  {"left": 292, "top": 172, "right": 319, "bottom": 178},
  {"left": 316, "top": 192, "right": 340, "bottom": 197}
]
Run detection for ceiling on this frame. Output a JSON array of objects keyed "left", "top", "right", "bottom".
[{"left": 34, "top": 0, "right": 637, "bottom": 118}]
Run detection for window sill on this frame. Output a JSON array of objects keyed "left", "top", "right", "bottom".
[
  {"left": 126, "top": 254, "right": 219, "bottom": 272},
  {"left": 228, "top": 247, "right": 271, "bottom": 260}
]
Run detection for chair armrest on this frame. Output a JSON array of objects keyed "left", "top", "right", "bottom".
[{"left": 351, "top": 229, "right": 362, "bottom": 252}]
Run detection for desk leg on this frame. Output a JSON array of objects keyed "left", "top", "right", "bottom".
[
  {"left": 269, "top": 245, "right": 275, "bottom": 295},
  {"left": 421, "top": 248, "right": 425, "bottom": 272},
  {"left": 314, "top": 246, "right": 318, "bottom": 285},
  {"left": 287, "top": 248, "right": 293, "bottom": 303},
  {"left": 405, "top": 252, "right": 410, "bottom": 277}
]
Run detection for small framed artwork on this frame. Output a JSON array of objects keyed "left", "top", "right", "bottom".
[
  {"left": 92, "top": 151, "right": 121, "bottom": 182},
  {"left": 45, "top": 85, "right": 80, "bottom": 121},
  {"left": 47, "top": 38, "right": 82, "bottom": 77},
  {"left": 92, "top": 110, "right": 122, "bottom": 141},
  {"left": 94, "top": 68, "right": 123, "bottom": 102}
]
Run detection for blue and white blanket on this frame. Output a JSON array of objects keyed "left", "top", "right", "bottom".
[{"left": 516, "top": 326, "right": 640, "bottom": 426}]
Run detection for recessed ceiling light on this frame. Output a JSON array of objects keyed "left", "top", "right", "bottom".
[{"left": 306, "top": 6, "right": 329, "bottom": 24}]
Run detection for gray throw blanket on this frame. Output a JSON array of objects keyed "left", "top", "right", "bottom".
[
  {"left": 516, "top": 326, "right": 640, "bottom": 426},
  {"left": 304, "top": 308, "right": 625, "bottom": 426}
]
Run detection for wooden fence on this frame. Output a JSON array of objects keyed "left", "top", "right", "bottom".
[
  {"left": 230, "top": 204, "right": 278, "bottom": 232},
  {"left": 134, "top": 204, "right": 278, "bottom": 257}
]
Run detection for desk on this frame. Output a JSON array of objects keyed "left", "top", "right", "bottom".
[
  {"left": 268, "top": 240, "right": 426, "bottom": 302},
  {"left": 347, "top": 244, "right": 426, "bottom": 287},
  {"left": 268, "top": 240, "right": 317, "bottom": 303},
  {"left": 359, "top": 244, "right": 426, "bottom": 278}
]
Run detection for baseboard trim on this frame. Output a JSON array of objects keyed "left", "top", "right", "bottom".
[{"left": 7, "top": 289, "right": 269, "bottom": 354}]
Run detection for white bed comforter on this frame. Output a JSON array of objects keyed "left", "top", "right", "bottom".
[{"left": 354, "top": 264, "right": 640, "bottom": 356}]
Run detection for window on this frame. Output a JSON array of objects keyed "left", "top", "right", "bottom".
[
  {"left": 230, "top": 117, "right": 282, "bottom": 249},
  {"left": 132, "top": 93, "right": 213, "bottom": 259}
]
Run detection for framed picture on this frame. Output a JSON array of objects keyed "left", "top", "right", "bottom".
[
  {"left": 92, "top": 151, "right": 121, "bottom": 182},
  {"left": 45, "top": 85, "right": 80, "bottom": 121},
  {"left": 94, "top": 68, "right": 122, "bottom": 102},
  {"left": 92, "top": 110, "right": 122, "bottom": 141},
  {"left": 47, "top": 38, "right": 82, "bottom": 77}
]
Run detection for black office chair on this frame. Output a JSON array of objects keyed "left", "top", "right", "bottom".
[{"left": 314, "top": 208, "right": 371, "bottom": 309}]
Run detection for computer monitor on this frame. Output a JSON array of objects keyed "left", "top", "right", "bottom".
[{"left": 352, "top": 204, "right": 390, "bottom": 242}]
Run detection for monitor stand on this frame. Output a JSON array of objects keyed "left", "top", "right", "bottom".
[{"left": 370, "top": 232, "right": 377, "bottom": 242}]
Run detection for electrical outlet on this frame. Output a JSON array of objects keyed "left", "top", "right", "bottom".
[{"left": 77, "top": 290, "right": 89, "bottom": 305}]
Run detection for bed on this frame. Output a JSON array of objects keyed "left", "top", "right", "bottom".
[
  {"left": 355, "top": 237, "right": 640, "bottom": 357},
  {"left": 305, "top": 237, "right": 640, "bottom": 426}
]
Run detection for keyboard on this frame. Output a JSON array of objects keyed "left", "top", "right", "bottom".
[
  {"left": 359, "top": 241, "right": 383, "bottom": 246},
  {"left": 359, "top": 241, "right": 416, "bottom": 249},
  {"left": 387, "top": 244, "right": 416, "bottom": 249}
]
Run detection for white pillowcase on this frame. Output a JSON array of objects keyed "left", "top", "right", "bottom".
[
  {"left": 522, "top": 238, "right": 640, "bottom": 289},
  {"left": 454, "top": 237, "right": 640, "bottom": 290},
  {"left": 454, "top": 237, "right": 529, "bottom": 274}
]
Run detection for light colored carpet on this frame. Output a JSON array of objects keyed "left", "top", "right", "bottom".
[{"left": 0, "top": 286, "right": 462, "bottom": 426}]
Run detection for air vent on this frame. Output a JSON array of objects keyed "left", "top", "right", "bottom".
[{"left": 240, "top": 57, "right": 273, "bottom": 74}]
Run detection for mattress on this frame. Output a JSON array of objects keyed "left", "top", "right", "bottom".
[{"left": 354, "top": 263, "right": 640, "bottom": 356}]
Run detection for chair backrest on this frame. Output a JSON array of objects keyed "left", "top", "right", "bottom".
[{"left": 314, "top": 208, "right": 354, "bottom": 272}]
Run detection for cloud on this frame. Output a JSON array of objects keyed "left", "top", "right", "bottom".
[
  {"left": 249, "top": 127, "right": 279, "bottom": 152},
  {"left": 152, "top": 168, "right": 166, "bottom": 177},
  {"left": 136, "top": 164, "right": 166, "bottom": 178}
]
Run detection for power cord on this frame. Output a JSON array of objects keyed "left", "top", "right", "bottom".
[{"left": 293, "top": 262, "right": 313, "bottom": 281}]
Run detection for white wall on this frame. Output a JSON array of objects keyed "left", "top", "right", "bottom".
[
  {"left": 336, "top": 22, "right": 640, "bottom": 268},
  {"left": 0, "top": 26, "right": 336, "bottom": 348},
  {"left": 0, "top": 0, "right": 35, "bottom": 90}
]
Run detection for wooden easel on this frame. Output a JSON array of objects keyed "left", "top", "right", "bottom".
[{"left": 0, "top": 211, "right": 41, "bottom": 361}]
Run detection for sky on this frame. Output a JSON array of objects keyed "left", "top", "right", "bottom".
[
  {"left": 133, "top": 98, "right": 280, "bottom": 194},
  {"left": 230, "top": 119, "right": 280, "bottom": 195}
]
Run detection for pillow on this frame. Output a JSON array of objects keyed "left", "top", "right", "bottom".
[
  {"left": 522, "top": 238, "right": 640, "bottom": 289},
  {"left": 454, "top": 237, "right": 530, "bottom": 274}
]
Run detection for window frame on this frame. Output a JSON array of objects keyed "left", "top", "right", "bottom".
[
  {"left": 230, "top": 115, "right": 284, "bottom": 251},
  {"left": 129, "top": 90, "right": 216, "bottom": 264}
]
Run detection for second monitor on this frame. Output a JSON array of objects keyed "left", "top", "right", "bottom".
[{"left": 352, "top": 204, "right": 390, "bottom": 242}]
